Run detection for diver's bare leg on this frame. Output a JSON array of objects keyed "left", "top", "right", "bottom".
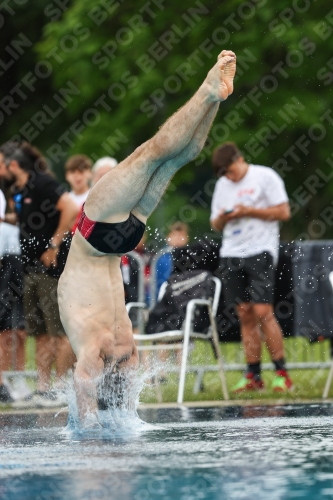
[
  {"left": 133, "top": 102, "right": 220, "bottom": 218},
  {"left": 85, "top": 51, "right": 236, "bottom": 222}
]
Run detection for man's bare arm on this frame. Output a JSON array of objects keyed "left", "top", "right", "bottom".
[
  {"left": 51, "top": 193, "right": 79, "bottom": 246},
  {"left": 3, "top": 213, "right": 17, "bottom": 224},
  {"left": 211, "top": 202, "right": 290, "bottom": 233},
  {"left": 210, "top": 212, "right": 229, "bottom": 232},
  {"left": 229, "top": 202, "right": 290, "bottom": 222},
  {"left": 74, "top": 351, "right": 104, "bottom": 423},
  {"left": 40, "top": 193, "right": 79, "bottom": 267}
]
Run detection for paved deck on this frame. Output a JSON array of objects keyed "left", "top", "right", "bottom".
[{"left": 0, "top": 398, "right": 332, "bottom": 415}]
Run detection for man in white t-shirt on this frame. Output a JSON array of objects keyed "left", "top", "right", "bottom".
[
  {"left": 65, "top": 155, "right": 92, "bottom": 207},
  {"left": 210, "top": 142, "right": 292, "bottom": 393}
]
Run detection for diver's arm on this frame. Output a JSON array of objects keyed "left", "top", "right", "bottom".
[{"left": 74, "top": 349, "right": 104, "bottom": 425}]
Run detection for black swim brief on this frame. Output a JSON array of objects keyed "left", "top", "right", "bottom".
[{"left": 77, "top": 209, "right": 145, "bottom": 254}]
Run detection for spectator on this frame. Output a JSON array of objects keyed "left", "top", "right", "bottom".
[
  {"left": 122, "top": 232, "right": 151, "bottom": 326},
  {"left": 0, "top": 184, "right": 17, "bottom": 225},
  {"left": 92, "top": 156, "right": 118, "bottom": 186},
  {"left": 0, "top": 141, "right": 78, "bottom": 408},
  {"left": 153, "top": 222, "right": 190, "bottom": 373},
  {"left": 0, "top": 193, "right": 29, "bottom": 403},
  {"left": 156, "top": 221, "right": 190, "bottom": 297},
  {"left": 210, "top": 142, "right": 292, "bottom": 393},
  {"left": 71, "top": 156, "right": 118, "bottom": 234},
  {"left": 65, "top": 155, "right": 92, "bottom": 208}
]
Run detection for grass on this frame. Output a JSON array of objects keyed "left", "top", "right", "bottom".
[
  {"left": 139, "top": 337, "right": 333, "bottom": 404},
  {"left": 22, "top": 336, "right": 333, "bottom": 405},
  {"left": 140, "top": 370, "right": 331, "bottom": 404}
]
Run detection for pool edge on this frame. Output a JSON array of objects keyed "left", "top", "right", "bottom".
[{"left": 0, "top": 398, "right": 332, "bottom": 415}]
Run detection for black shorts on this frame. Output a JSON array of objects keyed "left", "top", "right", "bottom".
[
  {"left": 24, "top": 272, "right": 65, "bottom": 337},
  {"left": 0, "top": 255, "right": 25, "bottom": 331},
  {"left": 218, "top": 252, "right": 275, "bottom": 305}
]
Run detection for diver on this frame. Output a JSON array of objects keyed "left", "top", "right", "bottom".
[{"left": 57, "top": 50, "right": 237, "bottom": 423}]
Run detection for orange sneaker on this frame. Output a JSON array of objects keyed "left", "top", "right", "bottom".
[{"left": 232, "top": 372, "right": 265, "bottom": 393}]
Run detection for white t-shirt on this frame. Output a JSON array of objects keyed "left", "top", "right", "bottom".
[
  {"left": 0, "top": 222, "right": 21, "bottom": 257},
  {"left": 68, "top": 190, "right": 90, "bottom": 207},
  {"left": 0, "top": 189, "right": 6, "bottom": 219},
  {"left": 210, "top": 164, "right": 289, "bottom": 265}
]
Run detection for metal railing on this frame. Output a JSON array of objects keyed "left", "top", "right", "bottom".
[
  {"left": 137, "top": 250, "right": 333, "bottom": 398},
  {"left": 138, "top": 246, "right": 333, "bottom": 374},
  {"left": 130, "top": 277, "right": 229, "bottom": 404},
  {"left": 3, "top": 246, "right": 333, "bottom": 400},
  {"left": 126, "top": 251, "right": 146, "bottom": 335}
]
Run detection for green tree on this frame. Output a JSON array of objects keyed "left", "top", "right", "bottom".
[
  {"left": 4, "top": 0, "right": 333, "bottom": 243},
  {"left": 0, "top": 0, "right": 76, "bottom": 178}
]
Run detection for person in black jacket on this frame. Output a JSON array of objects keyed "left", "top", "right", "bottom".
[{"left": 0, "top": 142, "right": 78, "bottom": 408}]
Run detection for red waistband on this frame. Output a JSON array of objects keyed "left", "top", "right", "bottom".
[{"left": 77, "top": 210, "right": 96, "bottom": 239}]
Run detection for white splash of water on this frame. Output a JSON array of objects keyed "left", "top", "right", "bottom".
[{"left": 61, "top": 358, "right": 164, "bottom": 439}]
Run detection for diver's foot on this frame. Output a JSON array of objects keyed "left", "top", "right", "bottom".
[
  {"left": 218, "top": 50, "right": 236, "bottom": 95},
  {"left": 204, "top": 50, "right": 236, "bottom": 102}
]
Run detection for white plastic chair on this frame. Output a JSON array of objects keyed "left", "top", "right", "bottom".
[
  {"left": 127, "top": 276, "right": 229, "bottom": 404},
  {"left": 323, "top": 361, "right": 333, "bottom": 399}
]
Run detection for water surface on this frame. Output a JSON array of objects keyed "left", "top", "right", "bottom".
[{"left": 0, "top": 404, "right": 333, "bottom": 500}]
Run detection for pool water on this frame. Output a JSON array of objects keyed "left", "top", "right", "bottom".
[{"left": 1, "top": 404, "right": 333, "bottom": 500}]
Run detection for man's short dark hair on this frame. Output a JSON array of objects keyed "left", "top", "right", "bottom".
[
  {"left": 0, "top": 141, "right": 49, "bottom": 173},
  {"left": 65, "top": 155, "right": 92, "bottom": 172},
  {"left": 212, "top": 142, "right": 242, "bottom": 178}
]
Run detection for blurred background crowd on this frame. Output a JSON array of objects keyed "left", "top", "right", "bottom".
[
  {"left": 0, "top": 147, "right": 197, "bottom": 406},
  {"left": 1, "top": 0, "right": 333, "bottom": 406}
]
